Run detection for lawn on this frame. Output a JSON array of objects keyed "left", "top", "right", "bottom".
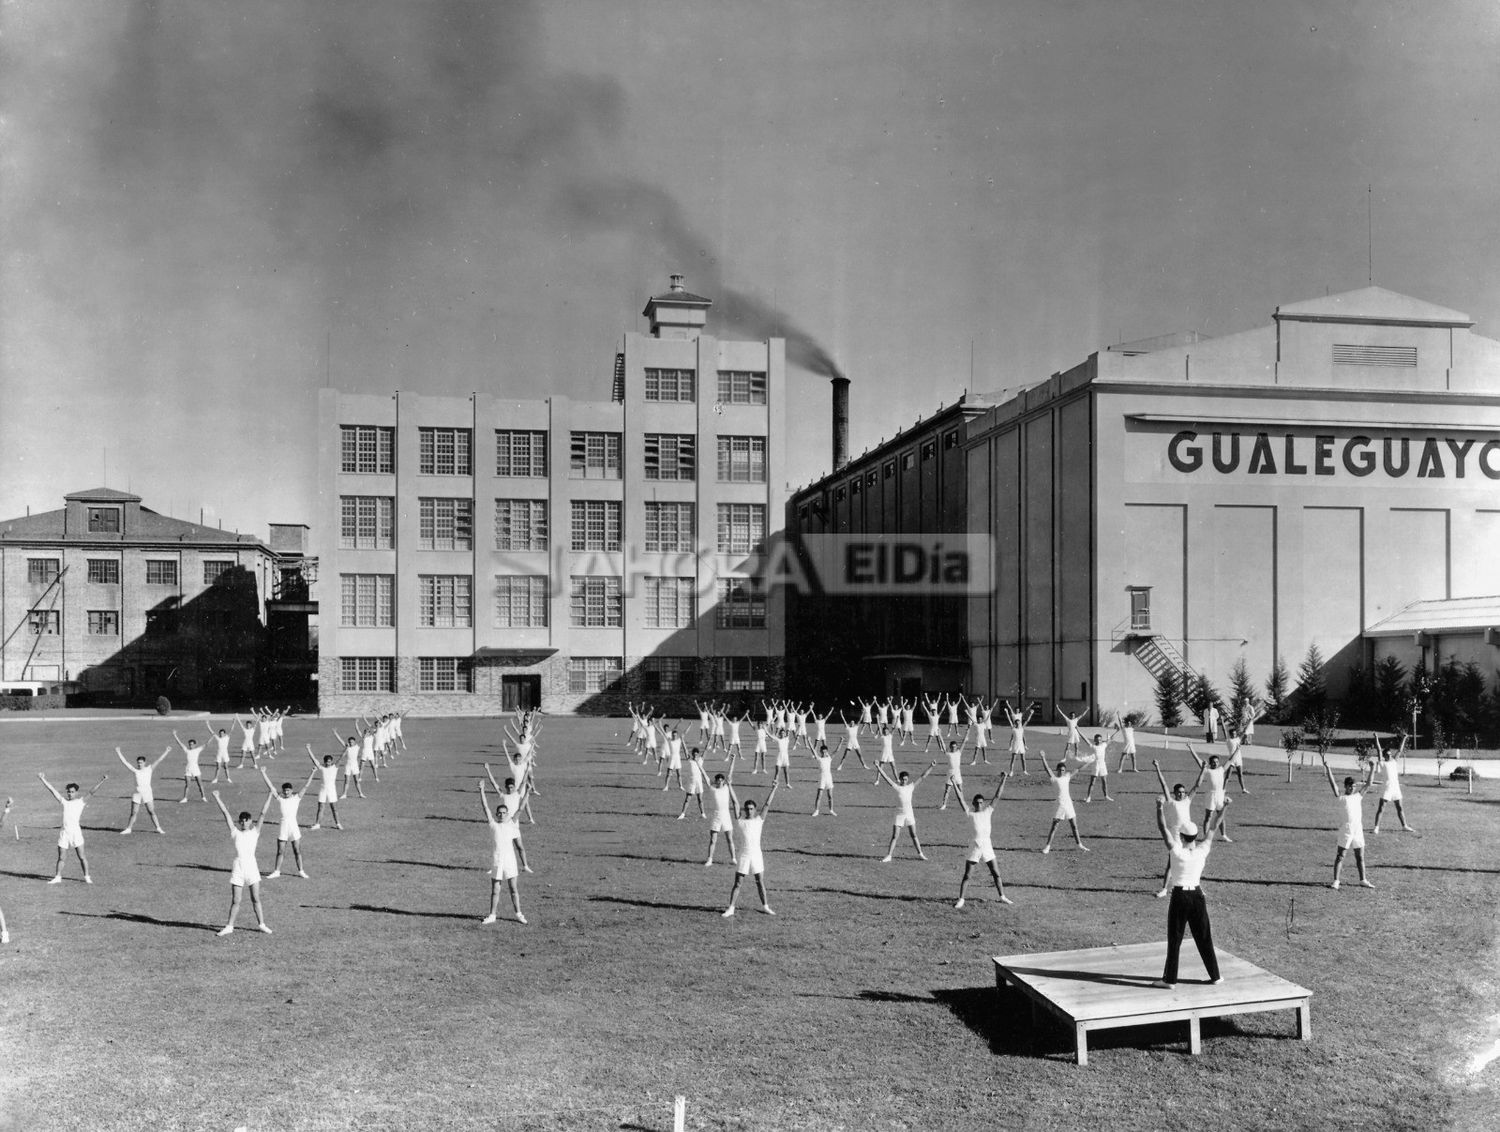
[{"left": 0, "top": 715, "right": 1495, "bottom": 1131}]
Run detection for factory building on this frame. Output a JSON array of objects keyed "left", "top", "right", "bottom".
[
  {"left": 314, "top": 277, "right": 788, "bottom": 715},
  {"left": 963, "top": 286, "right": 1500, "bottom": 720}
]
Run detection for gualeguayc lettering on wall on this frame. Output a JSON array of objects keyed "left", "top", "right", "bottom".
[{"left": 1165, "top": 429, "right": 1500, "bottom": 480}]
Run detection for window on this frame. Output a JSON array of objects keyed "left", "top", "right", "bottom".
[
  {"left": 644, "top": 433, "right": 696, "bottom": 480},
  {"left": 418, "top": 498, "right": 474, "bottom": 551},
  {"left": 568, "top": 656, "right": 622, "bottom": 694},
  {"left": 943, "top": 430, "right": 959, "bottom": 450},
  {"left": 496, "top": 430, "right": 547, "bottom": 477},
  {"left": 1129, "top": 587, "right": 1152, "bottom": 632},
  {"left": 495, "top": 499, "right": 548, "bottom": 551},
  {"left": 145, "top": 609, "right": 178, "bottom": 636},
  {"left": 339, "top": 496, "right": 395, "bottom": 550},
  {"left": 86, "top": 559, "right": 120, "bottom": 584},
  {"left": 87, "top": 507, "right": 121, "bottom": 533},
  {"left": 921, "top": 440, "right": 936, "bottom": 461},
  {"left": 641, "top": 656, "right": 696, "bottom": 693},
  {"left": 203, "top": 560, "right": 234, "bottom": 585},
  {"left": 643, "top": 577, "right": 696, "bottom": 628},
  {"left": 716, "top": 578, "right": 766, "bottom": 629},
  {"left": 1333, "top": 344, "right": 1417, "bottom": 368},
  {"left": 644, "top": 368, "right": 695, "bottom": 402},
  {"left": 28, "top": 609, "right": 61, "bottom": 635},
  {"left": 569, "top": 431, "right": 622, "bottom": 479},
  {"left": 418, "top": 575, "right": 472, "bottom": 628},
  {"left": 27, "top": 559, "right": 60, "bottom": 584},
  {"left": 87, "top": 610, "right": 120, "bottom": 636},
  {"left": 851, "top": 478, "right": 862, "bottom": 495},
  {"left": 570, "top": 576, "right": 623, "bottom": 627},
  {"left": 145, "top": 560, "right": 178, "bottom": 586},
  {"left": 418, "top": 657, "right": 471, "bottom": 693},
  {"left": 865, "top": 470, "right": 878, "bottom": 486},
  {"left": 644, "top": 502, "right": 695, "bottom": 552},
  {"left": 570, "top": 500, "right": 622, "bottom": 551},
  {"left": 716, "top": 503, "right": 765, "bottom": 554},
  {"left": 884, "top": 460, "right": 896, "bottom": 479},
  {"left": 717, "top": 370, "right": 767, "bottom": 404},
  {"left": 717, "top": 656, "right": 767, "bottom": 692},
  {"left": 418, "top": 428, "right": 472, "bottom": 476},
  {"left": 341, "top": 657, "right": 395, "bottom": 692},
  {"left": 495, "top": 576, "right": 548, "bottom": 628},
  {"left": 716, "top": 435, "right": 767, "bottom": 482},
  {"left": 340, "top": 425, "right": 395, "bottom": 474},
  {"left": 902, "top": 452, "right": 915, "bottom": 470},
  {"left": 340, "top": 574, "right": 394, "bottom": 627},
  {"left": 835, "top": 486, "right": 846, "bottom": 502}
]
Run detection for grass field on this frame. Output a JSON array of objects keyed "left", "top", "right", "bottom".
[{"left": 0, "top": 715, "right": 1496, "bottom": 1131}]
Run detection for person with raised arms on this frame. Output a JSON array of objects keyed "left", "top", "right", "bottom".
[
  {"left": 212, "top": 788, "right": 274, "bottom": 936},
  {"left": 871, "top": 723, "right": 898, "bottom": 785},
  {"left": 1055, "top": 705, "right": 1087, "bottom": 758},
  {"left": 115, "top": 746, "right": 169, "bottom": 835},
  {"left": 232, "top": 714, "right": 256, "bottom": 771},
  {"left": 206, "top": 718, "right": 236, "bottom": 786},
  {"left": 1150, "top": 798, "right": 1230, "bottom": 988},
  {"left": 479, "top": 780, "right": 527, "bottom": 925},
  {"left": 1003, "top": 700, "right": 1036, "bottom": 774},
  {"left": 1153, "top": 759, "right": 1197, "bottom": 898},
  {"left": 1188, "top": 746, "right": 1233, "bottom": 842},
  {"left": 703, "top": 761, "right": 739, "bottom": 867},
  {"left": 750, "top": 716, "right": 769, "bottom": 775},
  {"left": 835, "top": 710, "right": 867, "bottom": 771},
  {"left": 260, "top": 767, "right": 315, "bottom": 879},
  {"left": 1080, "top": 732, "right": 1114, "bottom": 803},
  {"left": 677, "top": 748, "right": 708, "bottom": 820},
  {"left": 1039, "top": 750, "right": 1092, "bottom": 854},
  {"left": 40, "top": 772, "right": 106, "bottom": 883},
  {"left": 953, "top": 775, "right": 1013, "bottom": 909},
  {"left": 877, "top": 761, "right": 938, "bottom": 862},
  {"left": 810, "top": 739, "right": 842, "bottom": 817},
  {"left": 770, "top": 727, "right": 794, "bottom": 788},
  {"left": 721, "top": 780, "right": 779, "bottom": 917},
  {"left": 1112, "top": 712, "right": 1140, "bottom": 774},
  {"left": 304, "top": 745, "right": 344, "bottom": 830},
  {"left": 172, "top": 729, "right": 210, "bottom": 803},
  {"left": 483, "top": 765, "right": 535, "bottom": 873},
  {"left": 1323, "top": 753, "right": 1377, "bottom": 890},
  {"left": 937, "top": 732, "right": 969, "bottom": 810},
  {"left": 920, "top": 696, "right": 946, "bottom": 753},
  {"left": 331, "top": 730, "right": 366, "bottom": 800},
  {"left": 1369, "top": 732, "right": 1415, "bottom": 834}
]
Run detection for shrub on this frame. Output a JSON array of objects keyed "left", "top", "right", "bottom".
[
  {"left": 1294, "top": 644, "right": 1327, "bottom": 718},
  {"left": 1225, "top": 657, "right": 1260, "bottom": 733},
  {"left": 1264, "top": 656, "right": 1290, "bottom": 723},
  {"left": 156, "top": 696, "right": 172, "bottom": 716},
  {"left": 1154, "top": 669, "right": 1183, "bottom": 730}
]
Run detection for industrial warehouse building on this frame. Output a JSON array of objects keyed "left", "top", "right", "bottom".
[
  {"left": 0, "top": 488, "right": 316, "bottom": 703},
  {"left": 315, "top": 277, "right": 788, "bottom": 715},
  {"left": 963, "top": 286, "right": 1500, "bottom": 719}
]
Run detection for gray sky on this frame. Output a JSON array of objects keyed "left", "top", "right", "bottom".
[{"left": 5, "top": 0, "right": 1499, "bottom": 534}]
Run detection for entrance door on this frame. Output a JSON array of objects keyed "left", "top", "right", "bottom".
[{"left": 501, "top": 675, "right": 541, "bottom": 712}]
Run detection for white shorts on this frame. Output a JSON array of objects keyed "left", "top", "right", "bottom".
[
  {"left": 240, "top": 739, "right": 254, "bottom": 753},
  {"left": 345, "top": 763, "right": 361, "bottom": 777},
  {"left": 218, "top": 754, "right": 232, "bottom": 766},
  {"left": 685, "top": 783, "right": 703, "bottom": 796},
  {"left": 491, "top": 860, "right": 518, "bottom": 882},
  {"left": 775, "top": 751, "right": 790, "bottom": 768},
  {"left": 361, "top": 752, "right": 376, "bottom": 764},
  {"left": 58, "top": 829, "right": 84, "bottom": 850},
  {"left": 230, "top": 861, "right": 261, "bottom": 887},
  {"left": 1092, "top": 763, "right": 1108, "bottom": 779},
  {"left": 1209, "top": 790, "right": 1227, "bottom": 811},
  {"left": 133, "top": 789, "right": 154, "bottom": 806},
  {"left": 1382, "top": 785, "right": 1402, "bottom": 802},
  {"left": 1054, "top": 801, "right": 1076, "bottom": 822},
  {"left": 1009, "top": 736, "right": 1025, "bottom": 754},
  {"left": 736, "top": 851, "right": 764, "bottom": 876},
  {"left": 667, "top": 755, "right": 682, "bottom": 770},
  {"left": 710, "top": 815, "right": 733, "bottom": 833},
  {"left": 318, "top": 786, "right": 338, "bottom": 804},
  {"left": 893, "top": 811, "right": 916, "bottom": 829},
  {"left": 846, "top": 737, "right": 861, "bottom": 751},
  {"left": 946, "top": 772, "right": 963, "bottom": 787},
  {"left": 818, "top": 771, "right": 834, "bottom": 789},
  {"left": 278, "top": 825, "right": 301, "bottom": 843},
  {"left": 879, "top": 751, "right": 895, "bottom": 764},
  {"left": 967, "top": 843, "right": 996, "bottom": 864},
  {"left": 1227, "top": 751, "right": 1243, "bottom": 768},
  {"left": 1338, "top": 828, "right": 1365, "bottom": 850},
  {"left": 184, "top": 767, "right": 201, "bottom": 780}
]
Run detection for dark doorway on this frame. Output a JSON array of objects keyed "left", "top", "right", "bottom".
[{"left": 501, "top": 674, "right": 541, "bottom": 712}]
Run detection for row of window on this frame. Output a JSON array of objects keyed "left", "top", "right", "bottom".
[
  {"left": 336, "top": 654, "right": 769, "bottom": 694},
  {"left": 643, "top": 368, "right": 768, "bottom": 404},
  {"left": 27, "top": 558, "right": 233, "bottom": 586},
  {"left": 798, "top": 430, "right": 963, "bottom": 516},
  {"left": 23, "top": 608, "right": 240, "bottom": 636},
  {"left": 341, "top": 500, "right": 766, "bottom": 554},
  {"left": 343, "top": 425, "right": 768, "bottom": 482},
  {"left": 340, "top": 574, "right": 767, "bottom": 630}
]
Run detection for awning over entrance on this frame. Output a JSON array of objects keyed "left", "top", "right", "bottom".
[
  {"left": 1364, "top": 596, "right": 1500, "bottom": 640},
  {"left": 470, "top": 647, "right": 559, "bottom": 666}
]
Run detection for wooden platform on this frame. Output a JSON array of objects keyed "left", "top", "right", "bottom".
[{"left": 993, "top": 942, "right": 1311, "bottom": 1065}]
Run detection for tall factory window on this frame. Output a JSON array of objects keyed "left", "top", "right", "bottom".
[
  {"left": 340, "top": 425, "right": 395, "bottom": 474},
  {"left": 570, "top": 576, "right": 623, "bottom": 627},
  {"left": 570, "top": 500, "right": 622, "bottom": 551},
  {"left": 644, "top": 434, "right": 696, "bottom": 480},
  {"left": 145, "top": 560, "right": 179, "bottom": 586},
  {"left": 716, "top": 656, "right": 767, "bottom": 692},
  {"left": 643, "top": 577, "right": 695, "bottom": 628},
  {"left": 86, "top": 559, "right": 120, "bottom": 584},
  {"left": 570, "top": 432, "right": 622, "bottom": 479},
  {"left": 568, "top": 656, "right": 622, "bottom": 694},
  {"left": 716, "top": 370, "right": 767, "bottom": 404},
  {"left": 27, "top": 558, "right": 60, "bottom": 584},
  {"left": 339, "top": 497, "right": 395, "bottom": 550},
  {"left": 641, "top": 657, "right": 696, "bottom": 693},
  {"left": 716, "top": 435, "right": 766, "bottom": 482},
  {"left": 496, "top": 430, "right": 548, "bottom": 477},
  {"left": 644, "top": 368, "right": 695, "bottom": 402},
  {"left": 418, "top": 657, "right": 472, "bottom": 692},
  {"left": 716, "top": 578, "right": 766, "bottom": 629},
  {"left": 419, "top": 498, "right": 474, "bottom": 551},
  {"left": 495, "top": 499, "right": 548, "bottom": 551},
  {"left": 418, "top": 428, "right": 472, "bottom": 476},
  {"left": 494, "top": 576, "right": 548, "bottom": 628},
  {"left": 87, "top": 611, "right": 120, "bottom": 636},
  {"left": 715, "top": 504, "right": 765, "bottom": 554},
  {"left": 418, "top": 575, "right": 472, "bottom": 628},
  {"left": 340, "top": 574, "right": 394, "bottom": 627},
  {"left": 203, "top": 560, "right": 234, "bottom": 584},
  {"left": 340, "top": 657, "right": 394, "bottom": 692},
  {"left": 28, "top": 610, "right": 61, "bottom": 635},
  {"left": 644, "top": 502, "right": 694, "bottom": 552}
]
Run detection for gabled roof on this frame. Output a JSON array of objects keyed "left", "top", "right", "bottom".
[
  {"left": 1365, "top": 596, "right": 1500, "bottom": 637},
  {"left": 0, "top": 505, "right": 265, "bottom": 547},
  {"left": 1276, "top": 286, "right": 1472, "bottom": 327},
  {"left": 644, "top": 288, "right": 713, "bottom": 307},
  {"left": 64, "top": 487, "right": 143, "bottom": 502}
]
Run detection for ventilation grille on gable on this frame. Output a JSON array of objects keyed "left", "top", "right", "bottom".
[{"left": 1333, "top": 344, "right": 1417, "bottom": 367}]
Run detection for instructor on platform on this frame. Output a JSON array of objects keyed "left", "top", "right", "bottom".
[{"left": 1151, "top": 797, "right": 1230, "bottom": 988}]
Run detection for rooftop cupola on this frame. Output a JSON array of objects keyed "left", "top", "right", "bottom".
[{"left": 642, "top": 274, "right": 712, "bottom": 339}]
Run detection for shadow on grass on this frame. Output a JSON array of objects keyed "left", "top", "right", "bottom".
[
  {"left": 305, "top": 902, "right": 476, "bottom": 922},
  {"left": 0, "top": 868, "right": 56, "bottom": 881},
  {"left": 785, "top": 885, "right": 944, "bottom": 905},
  {"left": 775, "top": 847, "right": 877, "bottom": 861},
  {"left": 1368, "top": 862, "right": 1500, "bottom": 876},
  {"left": 422, "top": 814, "right": 485, "bottom": 824},
  {"left": 590, "top": 895, "right": 719, "bottom": 914},
  {"left": 362, "top": 858, "right": 472, "bottom": 873},
  {"left": 1208, "top": 877, "right": 1331, "bottom": 889},
  {"left": 602, "top": 852, "right": 691, "bottom": 864},
  {"left": 1239, "top": 822, "right": 1328, "bottom": 832},
  {"left": 59, "top": 909, "right": 216, "bottom": 933}
]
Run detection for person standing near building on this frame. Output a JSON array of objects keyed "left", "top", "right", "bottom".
[
  {"left": 482, "top": 766, "right": 535, "bottom": 874},
  {"left": 1055, "top": 706, "right": 1086, "bottom": 758},
  {"left": 1080, "top": 732, "right": 1114, "bottom": 802},
  {"left": 1112, "top": 713, "right": 1140, "bottom": 773},
  {"left": 877, "top": 762, "right": 937, "bottom": 862},
  {"left": 305, "top": 746, "right": 344, "bottom": 830},
  {"left": 677, "top": 748, "right": 708, "bottom": 820},
  {"left": 1040, "top": 752, "right": 1091, "bottom": 854},
  {"left": 39, "top": 773, "right": 105, "bottom": 884},
  {"left": 211, "top": 789, "right": 273, "bottom": 936},
  {"left": 1003, "top": 700, "right": 1035, "bottom": 774},
  {"left": 835, "top": 711, "right": 867, "bottom": 770},
  {"left": 1188, "top": 746, "right": 1233, "bottom": 843},
  {"left": 1370, "top": 732, "right": 1415, "bottom": 834},
  {"left": 722, "top": 781, "right": 779, "bottom": 917},
  {"left": 771, "top": 727, "right": 794, "bottom": 788},
  {"left": 332, "top": 732, "right": 366, "bottom": 800},
  {"left": 1152, "top": 760, "right": 1197, "bottom": 898},
  {"left": 232, "top": 714, "right": 256, "bottom": 771},
  {"left": 172, "top": 730, "right": 209, "bottom": 803},
  {"left": 953, "top": 776, "right": 1013, "bottom": 909},
  {"left": 1203, "top": 700, "right": 1220, "bottom": 744},
  {"left": 115, "top": 747, "right": 169, "bottom": 835},
  {"left": 704, "top": 765, "right": 738, "bottom": 867},
  {"left": 810, "top": 740, "right": 840, "bottom": 817},
  {"left": 1150, "top": 798, "right": 1229, "bottom": 988},
  {"left": 479, "top": 781, "right": 527, "bottom": 925},
  {"left": 259, "top": 768, "right": 314, "bottom": 879},
  {"left": 1323, "top": 753, "right": 1376, "bottom": 890}
]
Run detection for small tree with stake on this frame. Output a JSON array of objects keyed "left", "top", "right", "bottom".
[
  {"left": 1280, "top": 725, "right": 1303, "bottom": 782},
  {"left": 1304, "top": 708, "right": 1340, "bottom": 771}
]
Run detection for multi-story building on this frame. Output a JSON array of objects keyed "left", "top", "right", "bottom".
[
  {"left": 0, "top": 487, "right": 311, "bottom": 701},
  {"left": 963, "top": 286, "right": 1500, "bottom": 719},
  {"left": 315, "top": 277, "right": 788, "bottom": 715},
  {"left": 786, "top": 393, "right": 1001, "bottom": 701}
]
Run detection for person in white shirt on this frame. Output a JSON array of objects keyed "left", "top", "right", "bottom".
[
  {"left": 479, "top": 782, "right": 527, "bottom": 925},
  {"left": 704, "top": 766, "right": 740, "bottom": 867},
  {"left": 835, "top": 712, "right": 867, "bottom": 771},
  {"left": 40, "top": 773, "right": 106, "bottom": 883},
  {"left": 331, "top": 732, "right": 366, "bottom": 800},
  {"left": 1003, "top": 700, "right": 1036, "bottom": 774},
  {"left": 1055, "top": 706, "right": 1086, "bottom": 758},
  {"left": 953, "top": 775, "right": 1013, "bottom": 909},
  {"left": 877, "top": 762, "right": 937, "bottom": 862},
  {"left": 938, "top": 735, "right": 968, "bottom": 810},
  {"left": 175, "top": 727, "right": 215, "bottom": 801},
  {"left": 677, "top": 748, "right": 708, "bottom": 820},
  {"left": 212, "top": 789, "right": 273, "bottom": 936},
  {"left": 115, "top": 747, "right": 169, "bottom": 834},
  {"left": 1189, "top": 746, "right": 1233, "bottom": 843},
  {"left": 1150, "top": 797, "right": 1229, "bottom": 988},
  {"left": 1112, "top": 713, "right": 1140, "bottom": 773},
  {"left": 1080, "top": 733, "right": 1114, "bottom": 803},
  {"left": 482, "top": 766, "right": 535, "bottom": 873},
  {"left": 771, "top": 728, "right": 794, "bottom": 789},
  {"left": 1040, "top": 753, "right": 1091, "bottom": 853},
  {"left": 1369, "top": 732, "right": 1415, "bottom": 834},
  {"left": 721, "top": 781, "right": 779, "bottom": 917},
  {"left": 810, "top": 740, "right": 841, "bottom": 817},
  {"left": 1323, "top": 753, "right": 1376, "bottom": 890},
  {"left": 1152, "top": 760, "right": 1198, "bottom": 898},
  {"left": 304, "top": 746, "right": 344, "bottom": 830},
  {"left": 260, "top": 768, "right": 315, "bottom": 879}
]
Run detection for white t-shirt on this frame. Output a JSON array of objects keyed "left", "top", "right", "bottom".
[
  {"left": 61, "top": 797, "right": 85, "bottom": 835},
  {"left": 892, "top": 782, "right": 917, "bottom": 819},
  {"left": 735, "top": 815, "right": 765, "bottom": 858},
  {"left": 968, "top": 807, "right": 994, "bottom": 847},
  {"left": 1166, "top": 840, "right": 1211, "bottom": 888},
  {"left": 1339, "top": 792, "right": 1364, "bottom": 833}
]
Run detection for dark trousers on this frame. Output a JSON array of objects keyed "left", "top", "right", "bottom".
[{"left": 1163, "top": 887, "right": 1220, "bottom": 983}]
